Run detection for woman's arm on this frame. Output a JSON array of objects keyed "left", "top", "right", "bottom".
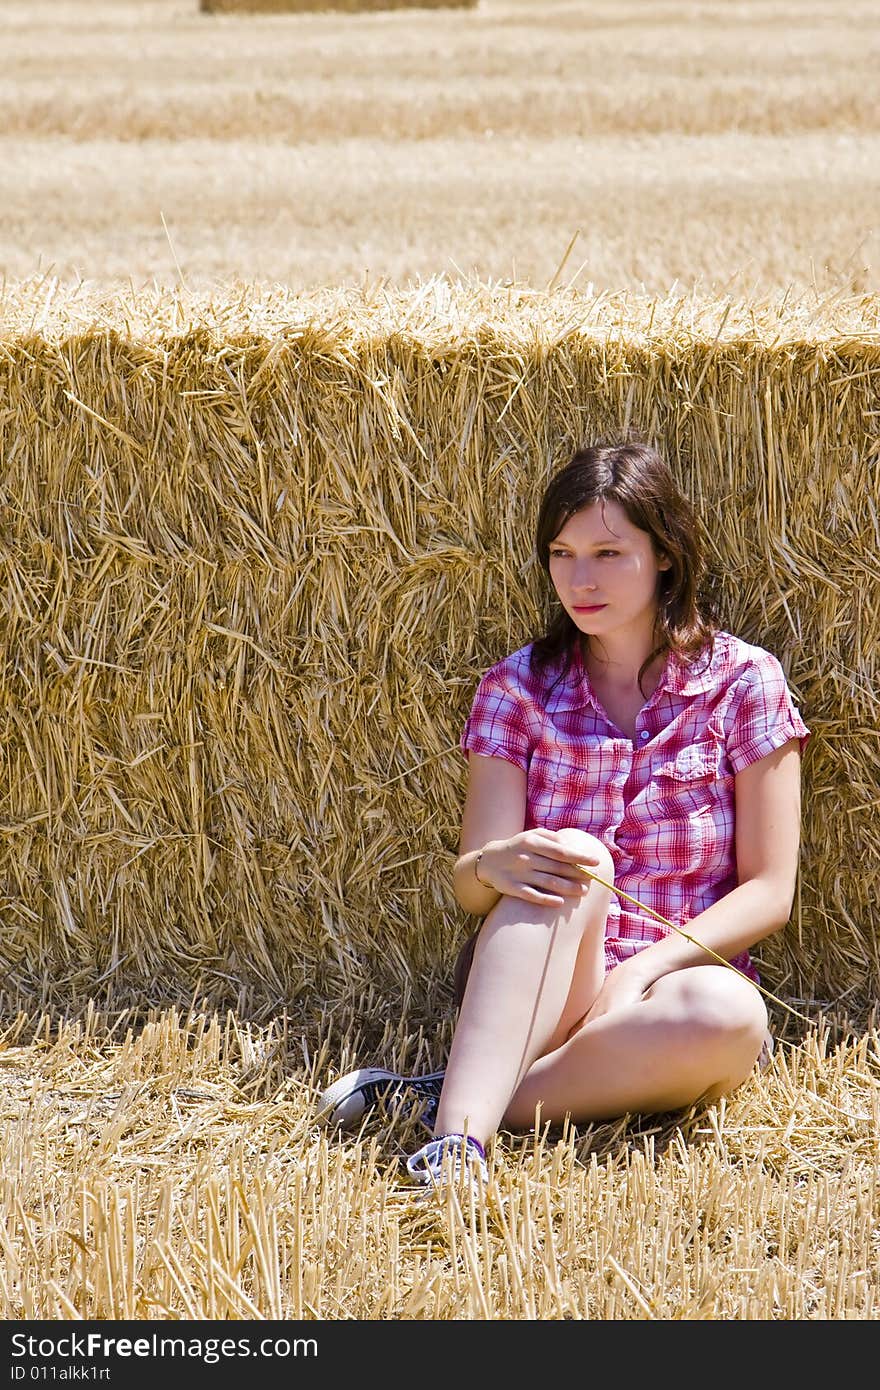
[
  {"left": 453, "top": 752, "right": 602, "bottom": 915},
  {"left": 596, "top": 737, "right": 803, "bottom": 994}
]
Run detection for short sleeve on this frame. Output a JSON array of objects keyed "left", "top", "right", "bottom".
[
  {"left": 726, "top": 650, "right": 810, "bottom": 775},
  {"left": 460, "top": 663, "right": 532, "bottom": 772}
]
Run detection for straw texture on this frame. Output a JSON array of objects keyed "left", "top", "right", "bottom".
[{"left": 0, "top": 279, "right": 877, "bottom": 1012}]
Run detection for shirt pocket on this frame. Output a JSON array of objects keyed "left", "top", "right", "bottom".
[
  {"left": 650, "top": 742, "right": 721, "bottom": 809},
  {"left": 527, "top": 740, "right": 622, "bottom": 833},
  {"left": 637, "top": 740, "right": 728, "bottom": 873}
]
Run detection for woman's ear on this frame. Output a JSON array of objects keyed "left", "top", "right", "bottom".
[{"left": 656, "top": 550, "right": 673, "bottom": 571}]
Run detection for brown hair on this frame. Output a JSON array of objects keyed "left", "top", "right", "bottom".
[{"left": 531, "top": 442, "right": 717, "bottom": 690}]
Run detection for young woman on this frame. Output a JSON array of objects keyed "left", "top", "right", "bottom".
[{"left": 318, "top": 442, "right": 809, "bottom": 1188}]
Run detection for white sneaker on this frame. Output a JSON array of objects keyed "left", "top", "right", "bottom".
[
  {"left": 405, "top": 1133, "right": 488, "bottom": 1188},
  {"left": 316, "top": 1067, "right": 445, "bottom": 1130}
]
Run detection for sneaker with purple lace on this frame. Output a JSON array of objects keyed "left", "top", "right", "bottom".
[{"left": 405, "top": 1133, "right": 488, "bottom": 1188}]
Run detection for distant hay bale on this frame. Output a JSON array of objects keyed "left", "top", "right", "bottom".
[
  {"left": 200, "top": 0, "right": 478, "bottom": 12},
  {"left": 0, "top": 279, "right": 878, "bottom": 1012}
]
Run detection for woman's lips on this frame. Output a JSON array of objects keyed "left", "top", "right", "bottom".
[{"left": 572, "top": 603, "right": 606, "bottom": 612}]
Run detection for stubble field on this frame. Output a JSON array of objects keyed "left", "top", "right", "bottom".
[{"left": 1, "top": 0, "right": 878, "bottom": 294}]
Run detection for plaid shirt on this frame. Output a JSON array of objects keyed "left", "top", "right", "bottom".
[{"left": 461, "top": 632, "right": 810, "bottom": 982}]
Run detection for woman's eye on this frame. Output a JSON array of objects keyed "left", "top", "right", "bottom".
[
  {"left": 598, "top": 549, "right": 619, "bottom": 558},
  {"left": 549, "top": 549, "right": 569, "bottom": 558}
]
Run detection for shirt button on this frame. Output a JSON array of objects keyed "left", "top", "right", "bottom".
[{"left": 639, "top": 729, "right": 650, "bottom": 740}]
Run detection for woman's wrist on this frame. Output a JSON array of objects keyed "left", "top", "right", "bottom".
[
  {"left": 473, "top": 847, "right": 490, "bottom": 887},
  {"left": 453, "top": 845, "right": 500, "bottom": 914}
]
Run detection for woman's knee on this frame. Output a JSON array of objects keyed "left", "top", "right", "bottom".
[
  {"left": 703, "top": 972, "right": 767, "bottom": 1056},
  {"left": 556, "top": 827, "right": 615, "bottom": 887},
  {"left": 656, "top": 967, "right": 768, "bottom": 1056}
]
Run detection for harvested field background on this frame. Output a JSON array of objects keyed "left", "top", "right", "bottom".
[
  {"left": 1, "top": 0, "right": 879, "bottom": 1330},
  {"left": 200, "top": 1, "right": 478, "bottom": 12},
  {"left": 0, "top": 0, "right": 878, "bottom": 295}
]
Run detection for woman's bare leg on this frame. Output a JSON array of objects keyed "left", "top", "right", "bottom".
[
  {"left": 433, "top": 837, "right": 614, "bottom": 1146},
  {"left": 503, "top": 965, "right": 769, "bottom": 1129}
]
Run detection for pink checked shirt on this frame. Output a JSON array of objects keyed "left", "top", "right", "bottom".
[{"left": 461, "top": 632, "right": 809, "bottom": 982}]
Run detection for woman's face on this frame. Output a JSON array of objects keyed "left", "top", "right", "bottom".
[{"left": 547, "top": 500, "right": 670, "bottom": 646}]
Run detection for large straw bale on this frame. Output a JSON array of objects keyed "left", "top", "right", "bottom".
[{"left": 0, "top": 280, "right": 877, "bottom": 1013}]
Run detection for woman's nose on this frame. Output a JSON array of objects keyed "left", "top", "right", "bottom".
[{"left": 572, "top": 563, "right": 597, "bottom": 590}]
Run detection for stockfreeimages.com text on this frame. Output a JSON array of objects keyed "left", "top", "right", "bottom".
[{"left": 10, "top": 1334, "right": 315, "bottom": 1366}]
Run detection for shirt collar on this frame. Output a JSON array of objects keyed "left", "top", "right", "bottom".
[
  {"left": 541, "top": 639, "right": 719, "bottom": 711},
  {"left": 660, "top": 644, "right": 719, "bottom": 697},
  {"left": 541, "top": 644, "right": 599, "bottom": 713}
]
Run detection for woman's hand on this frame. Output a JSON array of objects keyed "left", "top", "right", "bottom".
[{"left": 475, "top": 827, "right": 604, "bottom": 906}]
